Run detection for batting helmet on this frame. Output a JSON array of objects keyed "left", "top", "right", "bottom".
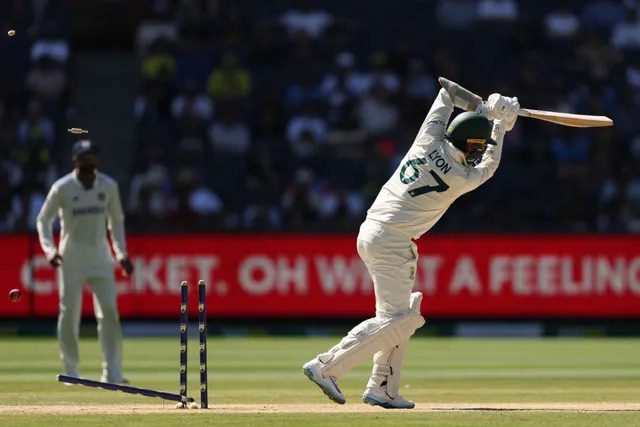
[{"left": 445, "top": 112, "right": 495, "bottom": 165}]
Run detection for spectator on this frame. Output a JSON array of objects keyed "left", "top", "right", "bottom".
[
  {"left": 127, "top": 146, "right": 171, "bottom": 227},
  {"left": 582, "top": 0, "right": 627, "bottom": 33},
  {"left": 280, "top": 0, "right": 334, "bottom": 40},
  {"left": 135, "top": 6, "right": 178, "bottom": 57},
  {"left": 0, "top": 158, "right": 20, "bottom": 231},
  {"left": 208, "top": 106, "right": 251, "bottom": 155},
  {"left": 575, "top": 30, "right": 620, "bottom": 80},
  {"left": 598, "top": 167, "right": 634, "bottom": 232},
  {"left": 247, "top": 102, "right": 287, "bottom": 196},
  {"left": 31, "top": 28, "right": 70, "bottom": 64},
  {"left": 404, "top": 57, "right": 436, "bottom": 102},
  {"left": 206, "top": 52, "right": 251, "bottom": 102},
  {"left": 286, "top": 102, "right": 328, "bottom": 165},
  {"left": 436, "top": 0, "right": 477, "bottom": 31},
  {"left": 174, "top": 30, "right": 214, "bottom": 91},
  {"left": 323, "top": 99, "right": 367, "bottom": 189},
  {"left": 168, "top": 168, "right": 224, "bottom": 231},
  {"left": 250, "top": 22, "right": 288, "bottom": 73},
  {"left": 361, "top": 52, "right": 401, "bottom": 95},
  {"left": 141, "top": 37, "right": 176, "bottom": 83},
  {"left": 281, "top": 167, "right": 321, "bottom": 228},
  {"left": 611, "top": 7, "right": 640, "bottom": 51},
  {"left": 316, "top": 186, "right": 366, "bottom": 229},
  {"left": 357, "top": 84, "right": 400, "bottom": 136},
  {"left": 25, "top": 55, "right": 67, "bottom": 103},
  {"left": 176, "top": 0, "right": 213, "bottom": 42},
  {"left": 134, "top": 79, "right": 173, "bottom": 124},
  {"left": 17, "top": 100, "right": 55, "bottom": 148},
  {"left": 12, "top": 175, "right": 48, "bottom": 231},
  {"left": 283, "top": 69, "right": 323, "bottom": 111},
  {"left": 318, "top": 51, "right": 366, "bottom": 105},
  {"left": 212, "top": 4, "right": 252, "bottom": 53},
  {"left": 171, "top": 80, "right": 214, "bottom": 122},
  {"left": 242, "top": 194, "right": 282, "bottom": 231},
  {"left": 544, "top": 1, "right": 581, "bottom": 40},
  {"left": 208, "top": 106, "right": 252, "bottom": 208},
  {"left": 476, "top": 0, "right": 518, "bottom": 23}
]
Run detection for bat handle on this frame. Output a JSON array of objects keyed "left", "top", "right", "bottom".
[
  {"left": 517, "top": 109, "right": 530, "bottom": 118},
  {"left": 438, "top": 77, "right": 483, "bottom": 111}
]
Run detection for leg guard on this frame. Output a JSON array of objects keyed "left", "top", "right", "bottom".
[
  {"left": 367, "top": 342, "right": 407, "bottom": 398},
  {"left": 319, "top": 292, "right": 425, "bottom": 378},
  {"left": 366, "top": 292, "right": 424, "bottom": 397}
]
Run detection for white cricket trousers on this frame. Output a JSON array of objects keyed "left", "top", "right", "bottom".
[
  {"left": 357, "top": 219, "right": 418, "bottom": 319},
  {"left": 57, "top": 265, "right": 123, "bottom": 380}
]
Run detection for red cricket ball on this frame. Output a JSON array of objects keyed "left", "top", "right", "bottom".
[{"left": 9, "top": 289, "right": 22, "bottom": 302}]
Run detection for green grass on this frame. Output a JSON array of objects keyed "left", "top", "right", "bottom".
[{"left": 0, "top": 337, "right": 639, "bottom": 426}]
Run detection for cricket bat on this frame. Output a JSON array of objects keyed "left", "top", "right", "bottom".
[{"left": 438, "top": 77, "right": 613, "bottom": 128}]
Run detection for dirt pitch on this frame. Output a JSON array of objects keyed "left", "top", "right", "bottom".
[{"left": 1, "top": 403, "right": 639, "bottom": 415}]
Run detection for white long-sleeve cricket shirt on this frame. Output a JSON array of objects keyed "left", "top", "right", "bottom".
[
  {"left": 366, "top": 88, "right": 507, "bottom": 239},
  {"left": 36, "top": 171, "right": 128, "bottom": 273}
]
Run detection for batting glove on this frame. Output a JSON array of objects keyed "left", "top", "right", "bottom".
[{"left": 494, "top": 96, "right": 520, "bottom": 131}]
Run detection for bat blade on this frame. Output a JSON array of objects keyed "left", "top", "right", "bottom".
[{"left": 518, "top": 109, "right": 613, "bottom": 128}]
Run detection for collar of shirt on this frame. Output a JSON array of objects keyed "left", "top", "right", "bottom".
[{"left": 73, "top": 170, "right": 99, "bottom": 189}]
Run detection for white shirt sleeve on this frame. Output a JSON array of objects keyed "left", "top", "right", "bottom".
[
  {"left": 413, "top": 88, "right": 455, "bottom": 145},
  {"left": 466, "top": 122, "right": 507, "bottom": 187},
  {"left": 106, "top": 183, "right": 128, "bottom": 261},
  {"left": 36, "top": 184, "right": 61, "bottom": 259}
]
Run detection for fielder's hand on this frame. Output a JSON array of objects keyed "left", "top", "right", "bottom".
[
  {"left": 119, "top": 257, "right": 134, "bottom": 277},
  {"left": 49, "top": 253, "right": 63, "bottom": 268}
]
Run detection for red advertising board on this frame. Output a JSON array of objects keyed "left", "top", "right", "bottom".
[{"left": 1, "top": 234, "right": 640, "bottom": 318}]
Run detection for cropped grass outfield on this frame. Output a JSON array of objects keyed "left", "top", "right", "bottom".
[{"left": 1, "top": 337, "right": 639, "bottom": 426}]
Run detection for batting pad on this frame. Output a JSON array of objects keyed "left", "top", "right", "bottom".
[
  {"left": 369, "top": 340, "right": 407, "bottom": 397},
  {"left": 318, "top": 310, "right": 425, "bottom": 378}
]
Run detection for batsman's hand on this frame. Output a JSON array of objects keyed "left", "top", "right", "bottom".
[
  {"left": 492, "top": 95, "right": 519, "bottom": 131},
  {"left": 485, "top": 94, "right": 515, "bottom": 120},
  {"left": 119, "top": 257, "right": 134, "bottom": 277},
  {"left": 49, "top": 253, "right": 63, "bottom": 268}
]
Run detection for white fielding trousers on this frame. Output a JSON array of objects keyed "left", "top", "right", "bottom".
[{"left": 57, "top": 265, "right": 123, "bottom": 381}]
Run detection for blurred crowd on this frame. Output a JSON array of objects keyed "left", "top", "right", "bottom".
[
  {"left": 2, "top": 0, "right": 640, "bottom": 234},
  {"left": 0, "top": 0, "right": 71, "bottom": 232}
]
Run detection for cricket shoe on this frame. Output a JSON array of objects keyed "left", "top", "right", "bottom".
[
  {"left": 362, "top": 387, "right": 415, "bottom": 409},
  {"left": 302, "top": 358, "right": 346, "bottom": 404}
]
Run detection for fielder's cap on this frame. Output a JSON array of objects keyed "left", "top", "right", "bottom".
[{"left": 72, "top": 139, "right": 99, "bottom": 157}]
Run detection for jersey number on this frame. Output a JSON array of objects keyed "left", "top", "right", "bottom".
[{"left": 399, "top": 158, "right": 449, "bottom": 197}]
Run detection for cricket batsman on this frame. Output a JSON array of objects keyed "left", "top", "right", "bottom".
[
  {"left": 303, "top": 81, "right": 520, "bottom": 408},
  {"left": 36, "top": 139, "right": 134, "bottom": 384}
]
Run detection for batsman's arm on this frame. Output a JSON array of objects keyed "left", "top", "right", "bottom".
[
  {"left": 414, "top": 88, "right": 455, "bottom": 144},
  {"left": 437, "top": 77, "right": 483, "bottom": 112},
  {"left": 466, "top": 123, "right": 506, "bottom": 187}
]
